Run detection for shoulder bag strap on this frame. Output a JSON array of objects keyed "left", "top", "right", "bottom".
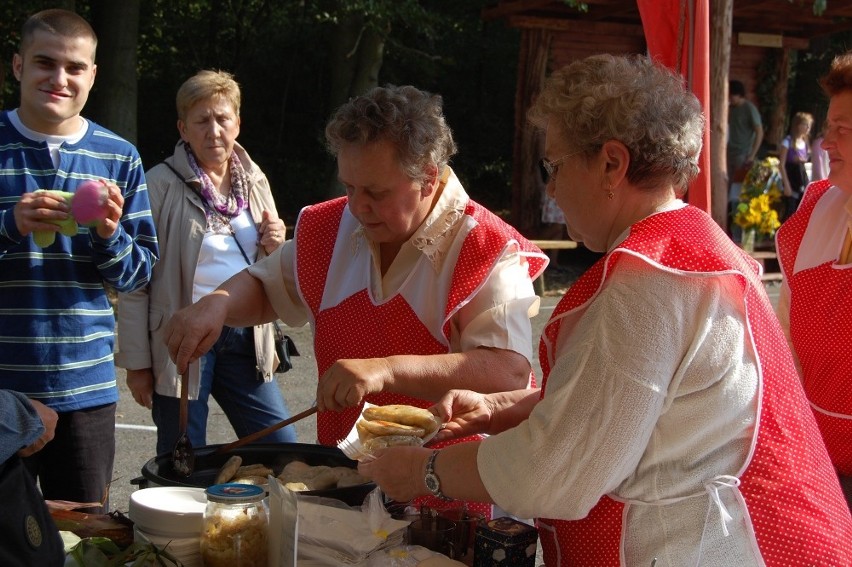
[
  {"left": 160, "top": 160, "right": 254, "bottom": 266},
  {"left": 160, "top": 161, "right": 294, "bottom": 355}
]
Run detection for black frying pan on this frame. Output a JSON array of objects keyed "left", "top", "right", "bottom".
[{"left": 140, "top": 442, "right": 374, "bottom": 507}]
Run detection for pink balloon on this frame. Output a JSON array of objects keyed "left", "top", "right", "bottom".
[{"left": 72, "top": 180, "right": 109, "bottom": 226}]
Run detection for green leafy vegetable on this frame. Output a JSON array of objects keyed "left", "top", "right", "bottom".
[{"left": 65, "top": 536, "right": 184, "bottom": 567}]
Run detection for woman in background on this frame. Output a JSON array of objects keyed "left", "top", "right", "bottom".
[
  {"left": 116, "top": 70, "right": 296, "bottom": 455},
  {"left": 810, "top": 126, "right": 830, "bottom": 182},
  {"left": 779, "top": 111, "right": 814, "bottom": 219}
]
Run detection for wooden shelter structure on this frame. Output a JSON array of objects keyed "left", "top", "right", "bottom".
[{"left": 484, "top": 0, "right": 852, "bottom": 236}]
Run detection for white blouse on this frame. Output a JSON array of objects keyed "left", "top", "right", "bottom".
[
  {"left": 192, "top": 209, "right": 258, "bottom": 303},
  {"left": 478, "top": 252, "right": 763, "bottom": 565}
]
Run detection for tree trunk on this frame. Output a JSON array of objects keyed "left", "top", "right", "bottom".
[
  {"left": 326, "top": 13, "right": 364, "bottom": 118},
  {"left": 87, "top": 0, "right": 140, "bottom": 144},
  {"left": 350, "top": 25, "right": 386, "bottom": 99},
  {"left": 709, "top": 0, "right": 733, "bottom": 229},
  {"left": 767, "top": 49, "right": 791, "bottom": 148},
  {"left": 323, "top": 13, "right": 387, "bottom": 198}
]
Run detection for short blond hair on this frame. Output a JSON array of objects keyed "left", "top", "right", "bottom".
[
  {"left": 790, "top": 111, "right": 814, "bottom": 131},
  {"left": 176, "top": 70, "right": 241, "bottom": 121}
]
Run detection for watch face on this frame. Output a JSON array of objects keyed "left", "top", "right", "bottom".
[{"left": 425, "top": 473, "right": 440, "bottom": 493}]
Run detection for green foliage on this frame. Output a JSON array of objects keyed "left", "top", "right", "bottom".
[
  {"left": 1, "top": 0, "right": 520, "bottom": 219},
  {"left": 787, "top": 31, "right": 852, "bottom": 136},
  {"left": 560, "top": 0, "right": 589, "bottom": 13},
  {"left": 380, "top": 0, "right": 520, "bottom": 211},
  {"left": 132, "top": 0, "right": 520, "bottom": 220}
]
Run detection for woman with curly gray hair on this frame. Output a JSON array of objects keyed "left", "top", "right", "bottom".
[
  {"left": 163, "top": 84, "right": 547, "bottom": 517},
  {"left": 359, "top": 55, "right": 852, "bottom": 565},
  {"left": 325, "top": 84, "right": 457, "bottom": 185}
]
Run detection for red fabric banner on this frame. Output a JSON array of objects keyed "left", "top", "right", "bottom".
[{"left": 637, "top": 0, "right": 711, "bottom": 214}]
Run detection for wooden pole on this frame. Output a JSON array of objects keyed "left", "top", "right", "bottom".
[
  {"left": 709, "top": 0, "right": 733, "bottom": 228},
  {"left": 511, "top": 28, "right": 551, "bottom": 237}
]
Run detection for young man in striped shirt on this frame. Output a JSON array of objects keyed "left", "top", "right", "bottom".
[{"left": 0, "top": 9, "right": 158, "bottom": 513}]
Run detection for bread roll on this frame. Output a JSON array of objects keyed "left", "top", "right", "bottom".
[
  {"left": 279, "top": 460, "right": 311, "bottom": 480},
  {"left": 307, "top": 468, "right": 339, "bottom": 490},
  {"left": 231, "top": 475, "right": 269, "bottom": 487},
  {"left": 336, "top": 470, "right": 369, "bottom": 488},
  {"left": 362, "top": 405, "right": 441, "bottom": 437},
  {"left": 214, "top": 455, "right": 243, "bottom": 484},
  {"left": 236, "top": 464, "right": 274, "bottom": 478}
]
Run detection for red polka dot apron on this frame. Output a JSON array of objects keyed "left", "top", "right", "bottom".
[
  {"left": 537, "top": 205, "right": 852, "bottom": 566},
  {"left": 296, "top": 197, "right": 546, "bottom": 515},
  {"left": 776, "top": 179, "right": 852, "bottom": 475}
]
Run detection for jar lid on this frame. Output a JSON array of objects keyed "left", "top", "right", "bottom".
[{"left": 205, "top": 483, "right": 265, "bottom": 503}]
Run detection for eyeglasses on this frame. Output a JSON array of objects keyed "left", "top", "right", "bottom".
[{"left": 539, "top": 150, "right": 581, "bottom": 183}]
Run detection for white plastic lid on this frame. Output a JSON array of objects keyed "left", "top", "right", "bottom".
[{"left": 129, "top": 486, "right": 207, "bottom": 537}]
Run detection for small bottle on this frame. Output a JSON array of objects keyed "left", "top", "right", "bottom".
[{"left": 201, "top": 483, "right": 268, "bottom": 567}]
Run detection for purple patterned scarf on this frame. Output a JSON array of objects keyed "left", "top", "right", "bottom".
[{"left": 185, "top": 144, "right": 249, "bottom": 234}]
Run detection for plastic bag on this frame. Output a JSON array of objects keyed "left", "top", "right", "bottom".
[
  {"left": 365, "top": 544, "right": 439, "bottom": 566},
  {"left": 289, "top": 486, "right": 409, "bottom": 565}
]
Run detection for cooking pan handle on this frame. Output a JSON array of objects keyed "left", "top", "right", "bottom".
[{"left": 130, "top": 476, "right": 148, "bottom": 488}]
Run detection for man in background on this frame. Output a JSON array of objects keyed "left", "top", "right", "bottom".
[
  {"left": 0, "top": 9, "right": 158, "bottom": 513},
  {"left": 727, "top": 79, "right": 764, "bottom": 237}
]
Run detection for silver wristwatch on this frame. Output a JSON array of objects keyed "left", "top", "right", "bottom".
[{"left": 424, "top": 449, "right": 452, "bottom": 501}]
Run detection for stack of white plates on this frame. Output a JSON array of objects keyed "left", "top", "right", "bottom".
[{"left": 129, "top": 486, "right": 207, "bottom": 567}]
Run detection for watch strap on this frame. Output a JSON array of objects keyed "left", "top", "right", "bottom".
[{"left": 425, "top": 449, "right": 452, "bottom": 501}]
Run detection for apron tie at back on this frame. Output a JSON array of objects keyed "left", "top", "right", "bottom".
[{"left": 704, "top": 475, "right": 740, "bottom": 537}]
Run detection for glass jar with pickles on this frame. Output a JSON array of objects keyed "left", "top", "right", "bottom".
[{"left": 201, "top": 483, "right": 268, "bottom": 567}]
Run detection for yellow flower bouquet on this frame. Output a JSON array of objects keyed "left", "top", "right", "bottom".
[
  {"left": 734, "top": 193, "right": 781, "bottom": 236},
  {"left": 734, "top": 156, "right": 783, "bottom": 238}
]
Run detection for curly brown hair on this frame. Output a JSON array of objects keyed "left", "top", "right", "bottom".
[{"left": 324, "top": 85, "right": 457, "bottom": 184}]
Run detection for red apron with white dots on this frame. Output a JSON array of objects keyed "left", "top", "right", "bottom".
[
  {"left": 295, "top": 197, "right": 546, "bottom": 515},
  {"left": 536, "top": 205, "right": 852, "bottom": 566},
  {"left": 776, "top": 179, "right": 852, "bottom": 475}
]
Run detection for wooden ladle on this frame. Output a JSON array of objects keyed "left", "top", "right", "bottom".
[{"left": 172, "top": 372, "right": 195, "bottom": 477}]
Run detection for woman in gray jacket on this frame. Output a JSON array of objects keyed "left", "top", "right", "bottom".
[{"left": 116, "top": 70, "right": 296, "bottom": 455}]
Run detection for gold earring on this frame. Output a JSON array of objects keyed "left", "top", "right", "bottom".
[{"left": 607, "top": 184, "right": 614, "bottom": 200}]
